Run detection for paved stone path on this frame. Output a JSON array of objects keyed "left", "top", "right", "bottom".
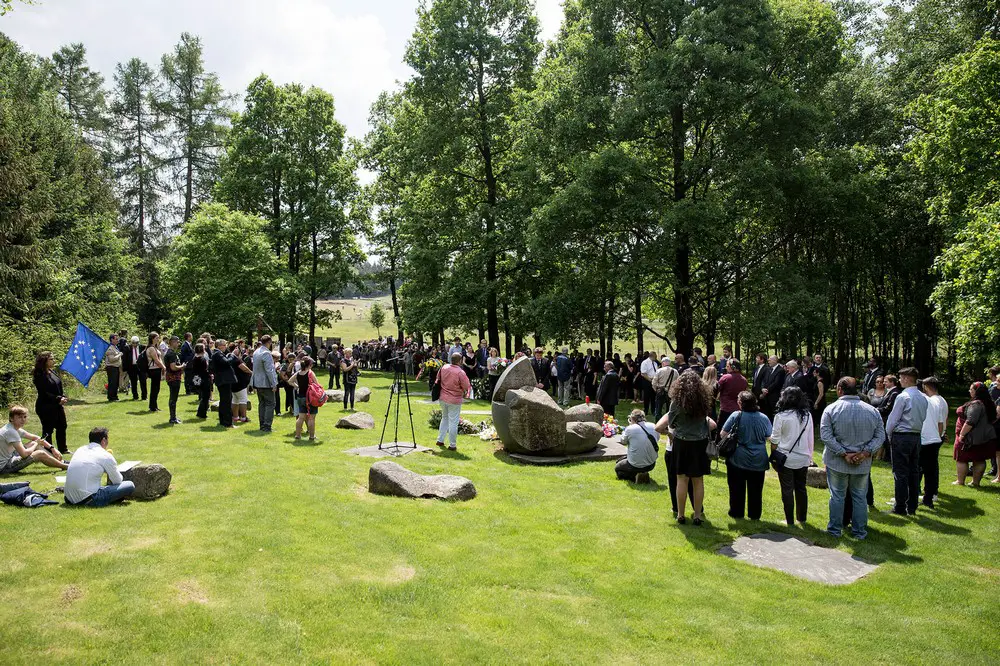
[
  {"left": 507, "top": 436, "right": 626, "bottom": 465},
  {"left": 718, "top": 532, "right": 878, "bottom": 585}
]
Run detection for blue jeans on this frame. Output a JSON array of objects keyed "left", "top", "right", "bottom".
[
  {"left": 88, "top": 481, "right": 135, "bottom": 507},
  {"left": 827, "top": 469, "right": 869, "bottom": 539}
]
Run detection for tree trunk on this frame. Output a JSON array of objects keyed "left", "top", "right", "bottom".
[
  {"left": 309, "top": 229, "right": 318, "bottom": 353},
  {"left": 671, "top": 103, "right": 695, "bottom": 357},
  {"left": 634, "top": 289, "right": 644, "bottom": 357},
  {"left": 503, "top": 301, "right": 512, "bottom": 358},
  {"left": 606, "top": 288, "right": 616, "bottom": 361}
]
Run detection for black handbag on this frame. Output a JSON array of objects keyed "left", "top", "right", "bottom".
[
  {"left": 770, "top": 416, "right": 807, "bottom": 470},
  {"left": 717, "top": 412, "right": 741, "bottom": 458}
]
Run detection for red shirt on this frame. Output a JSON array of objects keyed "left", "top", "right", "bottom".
[
  {"left": 437, "top": 364, "right": 471, "bottom": 405},
  {"left": 718, "top": 372, "right": 748, "bottom": 413}
]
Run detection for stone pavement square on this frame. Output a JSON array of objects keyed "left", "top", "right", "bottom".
[{"left": 718, "top": 532, "right": 878, "bottom": 585}]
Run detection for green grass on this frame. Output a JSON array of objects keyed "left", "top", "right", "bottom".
[{"left": 1, "top": 373, "right": 997, "bottom": 664}]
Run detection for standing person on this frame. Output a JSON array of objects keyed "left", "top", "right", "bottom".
[
  {"left": 146, "top": 333, "right": 166, "bottom": 413},
  {"left": 861, "top": 358, "right": 884, "bottom": 395},
  {"left": 531, "top": 347, "right": 551, "bottom": 392},
  {"left": 448, "top": 337, "right": 464, "bottom": 359},
  {"left": 116, "top": 330, "right": 130, "bottom": 394},
  {"left": 750, "top": 353, "right": 769, "bottom": 401},
  {"left": 435, "top": 352, "right": 472, "bottom": 451},
  {"left": 318, "top": 344, "right": 328, "bottom": 368},
  {"left": 718, "top": 345, "right": 733, "bottom": 375},
  {"left": 476, "top": 339, "right": 489, "bottom": 379},
  {"left": 180, "top": 333, "right": 195, "bottom": 395},
  {"left": 639, "top": 351, "right": 658, "bottom": 416},
  {"left": 810, "top": 356, "right": 829, "bottom": 422},
  {"left": 820, "top": 377, "right": 885, "bottom": 540},
  {"left": 761, "top": 356, "right": 786, "bottom": 418},
  {"left": 163, "top": 336, "right": 185, "bottom": 425},
  {"left": 782, "top": 360, "right": 804, "bottom": 390},
  {"left": 575, "top": 351, "right": 588, "bottom": 401},
  {"left": 652, "top": 358, "right": 679, "bottom": 422},
  {"left": 192, "top": 343, "right": 212, "bottom": 419},
  {"left": 342, "top": 349, "right": 359, "bottom": 410},
  {"left": 487, "top": 347, "right": 501, "bottom": 399},
  {"left": 0, "top": 405, "right": 68, "bottom": 474},
  {"left": 884, "top": 367, "right": 928, "bottom": 516},
  {"left": 716, "top": 360, "right": 747, "bottom": 432},
  {"left": 279, "top": 351, "right": 296, "bottom": 415},
  {"left": 876, "top": 374, "right": 901, "bottom": 463},
  {"left": 294, "top": 357, "right": 320, "bottom": 441},
  {"left": 595, "top": 361, "right": 620, "bottom": 419},
  {"left": 721, "top": 392, "right": 772, "bottom": 521},
  {"left": 63, "top": 428, "right": 135, "bottom": 507},
  {"left": 229, "top": 345, "right": 253, "bottom": 424},
  {"left": 122, "top": 336, "right": 147, "bottom": 401},
  {"left": 702, "top": 365, "right": 719, "bottom": 424},
  {"left": 555, "top": 347, "right": 573, "bottom": 407},
  {"left": 210, "top": 339, "right": 237, "bottom": 428},
  {"left": 769, "top": 387, "right": 815, "bottom": 526},
  {"left": 328, "top": 344, "right": 342, "bottom": 390},
  {"left": 867, "top": 375, "right": 888, "bottom": 409},
  {"left": 663, "top": 371, "right": 714, "bottom": 524},
  {"left": 33, "top": 352, "right": 69, "bottom": 455},
  {"left": 615, "top": 409, "right": 659, "bottom": 484},
  {"left": 252, "top": 335, "right": 278, "bottom": 433},
  {"left": 919, "top": 376, "right": 948, "bottom": 509},
  {"left": 987, "top": 366, "right": 1000, "bottom": 480},
  {"left": 953, "top": 382, "right": 998, "bottom": 487},
  {"left": 104, "top": 334, "right": 122, "bottom": 402}
]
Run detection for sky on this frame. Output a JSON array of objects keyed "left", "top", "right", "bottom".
[{"left": 0, "top": 0, "right": 566, "bottom": 139}]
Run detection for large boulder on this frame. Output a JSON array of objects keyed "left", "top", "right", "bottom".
[
  {"left": 806, "top": 466, "right": 828, "bottom": 489},
  {"left": 356, "top": 386, "right": 372, "bottom": 402},
  {"left": 561, "top": 421, "right": 603, "bottom": 455},
  {"left": 336, "top": 411, "right": 375, "bottom": 430},
  {"left": 326, "top": 389, "right": 345, "bottom": 402},
  {"left": 492, "top": 356, "right": 537, "bottom": 402},
  {"left": 565, "top": 403, "right": 604, "bottom": 425},
  {"left": 368, "top": 461, "right": 476, "bottom": 501},
  {"left": 504, "top": 387, "right": 567, "bottom": 453},
  {"left": 121, "top": 464, "right": 171, "bottom": 500}
]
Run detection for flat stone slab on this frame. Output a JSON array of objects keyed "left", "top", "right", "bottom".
[
  {"left": 508, "top": 436, "right": 626, "bottom": 465},
  {"left": 718, "top": 532, "right": 878, "bottom": 585},
  {"left": 369, "top": 460, "right": 476, "bottom": 501},
  {"left": 344, "top": 444, "right": 432, "bottom": 458}
]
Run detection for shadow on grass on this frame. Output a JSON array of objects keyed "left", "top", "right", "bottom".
[
  {"left": 150, "top": 422, "right": 175, "bottom": 430},
  {"left": 627, "top": 479, "right": 667, "bottom": 493},
  {"left": 911, "top": 514, "right": 972, "bottom": 536},
  {"left": 244, "top": 430, "right": 271, "bottom": 438},
  {"left": 434, "top": 448, "right": 471, "bottom": 461},
  {"left": 933, "top": 493, "right": 985, "bottom": 519},
  {"left": 292, "top": 439, "right": 322, "bottom": 447},
  {"left": 125, "top": 411, "right": 153, "bottom": 416}
]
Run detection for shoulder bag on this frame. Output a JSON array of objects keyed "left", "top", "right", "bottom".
[
  {"left": 640, "top": 424, "right": 659, "bottom": 453},
  {"left": 769, "top": 415, "right": 807, "bottom": 470},
  {"left": 717, "top": 412, "right": 741, "bottom": 459}
]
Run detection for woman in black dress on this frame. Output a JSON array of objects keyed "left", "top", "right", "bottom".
[{"left": 33, "top": 351, "right": 69, "bottom": 454}]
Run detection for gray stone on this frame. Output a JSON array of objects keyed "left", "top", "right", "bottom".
[
  {"left": 356, "top": 386, "right": 372, "bottom": 402},
  {"left": 345, "top": 444, "right": 433, "bottom": 458},
  {"left": 508, "top": 436, "right": 627, "bottom": 465},
  {"left": 806, "top": 466, "right": 828, "bottom": 489},
  {"left": 504, "top": 387, "right": 567, "bottom": 453},
  {"left": 336, "top": 411, "right": 375, "bottom": 430},
  {"left": 326, "top": 389, "right": 345, "bottom": 402},
  {"left": 368, "top": 461, "right": 476, "bottom": 501},
  {"left": 491, "top": 356, "right": 537, "bottom": 402},
  {"left": 561, "top": 421, "right": 603, "bottom": 454},
  {"left": 121, "top": 464, "right": 171, "bottom": 500},
  {"left": 718, "top": 532, "right": 878, "bottom": 585},
  {"left": 564, "top": 403, "right": 605, "bottom": 424}
]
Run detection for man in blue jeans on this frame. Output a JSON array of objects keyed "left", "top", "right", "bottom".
[
  {"left": 884, "top": 367, "right": 929, "bottom": 515},
  {"left": 820, "top": 377, "right": 886, "bottom": 539},
  {"left": 64, "top": 427, "right": 135, "bottom": 507}
]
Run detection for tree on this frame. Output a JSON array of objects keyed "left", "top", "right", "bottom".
[
  {"left": 46, "top": 43, "right": 107, "bottom": 142},
  {"left": 158, "top": 32, "right": 231, "bottom": 224},
  {"left": 368, "top": 301, "right": 386, "bottom": 337},
  {"left": 160, "top": 203, "right": 295, "bottom": 336},
  {"left": 109, "top": 57, "right": 167, "bottom": 253}
]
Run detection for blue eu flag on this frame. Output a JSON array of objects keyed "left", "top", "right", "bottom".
[{"left": 60, "top": 322, "right": 110, "bottom": 387}]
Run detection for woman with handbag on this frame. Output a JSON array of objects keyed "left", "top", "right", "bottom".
[
  {"left": 662, "top": 371, "right": 716, "bottom": 525},
  {"left": 768, "top": 387, "right": 815, "bottom": 526},
  {"left": 952, "top": 382, "right": 998, "bottom": 487},
  {"left": 720, "top": 391, "right": 772, "bottom": 520}
]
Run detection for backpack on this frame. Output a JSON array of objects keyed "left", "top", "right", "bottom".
[{"left": 306, "top": 372, "right": 328, "bottom": 408}]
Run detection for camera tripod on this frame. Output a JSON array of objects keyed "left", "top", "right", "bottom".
[{"left": 378, "top": 358, "right": 418, "bottom": 456}]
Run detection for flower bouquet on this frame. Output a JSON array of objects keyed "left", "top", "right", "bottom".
[
  {"left": 602, "top": 414, "right": 623, "bottom": 438},
  {"left": 496, "top": 358, "right": 511, "bottom": 372},
  {"left": 423, "top": 358, "right": 443, "bottom": 372}
]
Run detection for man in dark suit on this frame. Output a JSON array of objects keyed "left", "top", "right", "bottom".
[
  {"left": 122, "top": 335, "right": 147, "bottom": 401},
  {"left": 180, "top": 333, "right": 195, "bottom": 395},
  {"left": 530, "top": 347, "right": 551, "bottom": 391},
  {"left": 782, "top": 360, "right": 804, "bottom": 390},
  {"left": 596, "top": 361, "right": 620, "bottom": 418},
  {"left": 211, "top": 339, "right": 237, "bottom": 428},
  {"left": 751, "top": 353, "right": 770, "bottom": 400},
  {"left": 861, "top": 358, "right": 884, "bottom": 395},
  {"left": 761, "top": 355, "right": 786, "bottom": 418}
]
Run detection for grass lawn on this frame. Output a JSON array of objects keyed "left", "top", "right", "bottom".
[{"left": 1, "top": 372, "right": 997, "bottom": 664}]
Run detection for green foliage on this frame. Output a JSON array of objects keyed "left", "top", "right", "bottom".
[
  {"left": 368, "top": 301, "right": 386, "bottom": 336},
  {"left": 160, "top": 203, "right": 295, "bottom": 337},
  {"left": 45, "top": 42, "right": 107, "bottom": 140}
]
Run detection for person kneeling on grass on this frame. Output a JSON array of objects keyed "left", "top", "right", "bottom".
[
  {"left": 64, "top": 427, "right": 134, "bottom": 507},
  {"left": 0, "top": 405, "right": 69, "bottom": 474},
  {"left": 615, "top": 409, "right": 659, "bottom": 484}
]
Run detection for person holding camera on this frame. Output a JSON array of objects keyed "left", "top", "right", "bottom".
[{"left": 0, "top": 405, "right": 68, "bottom": 474}]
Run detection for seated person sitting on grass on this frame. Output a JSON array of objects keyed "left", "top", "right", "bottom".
[
  {"left": 1, "top": 404, "right": 68, "bottom": 474},
  {"left": 64, "top": 427, "right": 135, "bottom": 507}
]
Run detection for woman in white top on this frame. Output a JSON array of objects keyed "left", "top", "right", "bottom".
[
  {"left": 768, "top": 386, "right": 815, "bottom": 526},
  {"left": 146, "top": 332, "right": 167, "bottom": 413},
  {"left": 615, "top": 409, "right": 659, "bottom": 485}
]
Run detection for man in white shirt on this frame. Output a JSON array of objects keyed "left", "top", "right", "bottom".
[
  {"left": 651, "top": 358, "right": 678, "bottom": 421},
  {"left": 639, "top": 351, "right": 658, "bottom": 416},
  {"left": 64, "top": 427, "right": 134, "bottom": 507},
  {"left": 919, "top": 377, "right": 948, "bottom": 510},
  {"left": 0, "top": 405, "right": 68, "bottom": 474}
]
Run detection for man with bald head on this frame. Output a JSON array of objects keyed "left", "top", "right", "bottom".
[
  {"left": 761, "top": 355, "right": 786, "bottom": 418},
  {"left": 820, "top": 377, "right": 886, "bottom": 540}
]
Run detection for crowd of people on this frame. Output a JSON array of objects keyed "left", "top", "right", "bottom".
[{"left": 4, "top": 327, "right": 999, "bottom": 530}]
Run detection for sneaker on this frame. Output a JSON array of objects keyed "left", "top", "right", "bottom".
[
  {"left": 885, "top": 498, "right": 896, "bottom": 507},
  {"left": 448, "top": 446, "right": 457, "bottom": 451}
]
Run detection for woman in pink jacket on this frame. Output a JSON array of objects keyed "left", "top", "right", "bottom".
[{"left": 436, "top": 353, "right": 472, "bottom": 451}]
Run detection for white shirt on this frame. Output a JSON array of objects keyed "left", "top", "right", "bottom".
[
  {"left": 65, "top": 441, "right": 123, "bottom": 504},
  {"left": 921, "top": 394, "right": 948, "bottom": 445},
  {"left": 640, "top": 358, "right": 657, "bottom": 380},
  {"left": 0, "top": 423, "right": 27, "bottom": 465},
  {"left": 623, "top": 422, "right": 659, "bottom": 468},
  {"left": 769, "top": 411, "right": 815, "bottom": 470}
]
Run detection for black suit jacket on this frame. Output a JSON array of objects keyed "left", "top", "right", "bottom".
[
  {"left": 531, "top": 357, "right": 551, "bottom": 388},
  {"left": 596, "top": 371, "right": 619, "bottom": 408},
  {"left": 751, "top": 364, "right": 769, "bottom": 397},
  {"left": 764, "top": 364, "right": 786, "bottom": 406},
  {"left": 211, "top": 349, "right": 237, "bottom": 386},
  {"left": 122, "top": 344, "right": 147, "bottom": 375}
]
